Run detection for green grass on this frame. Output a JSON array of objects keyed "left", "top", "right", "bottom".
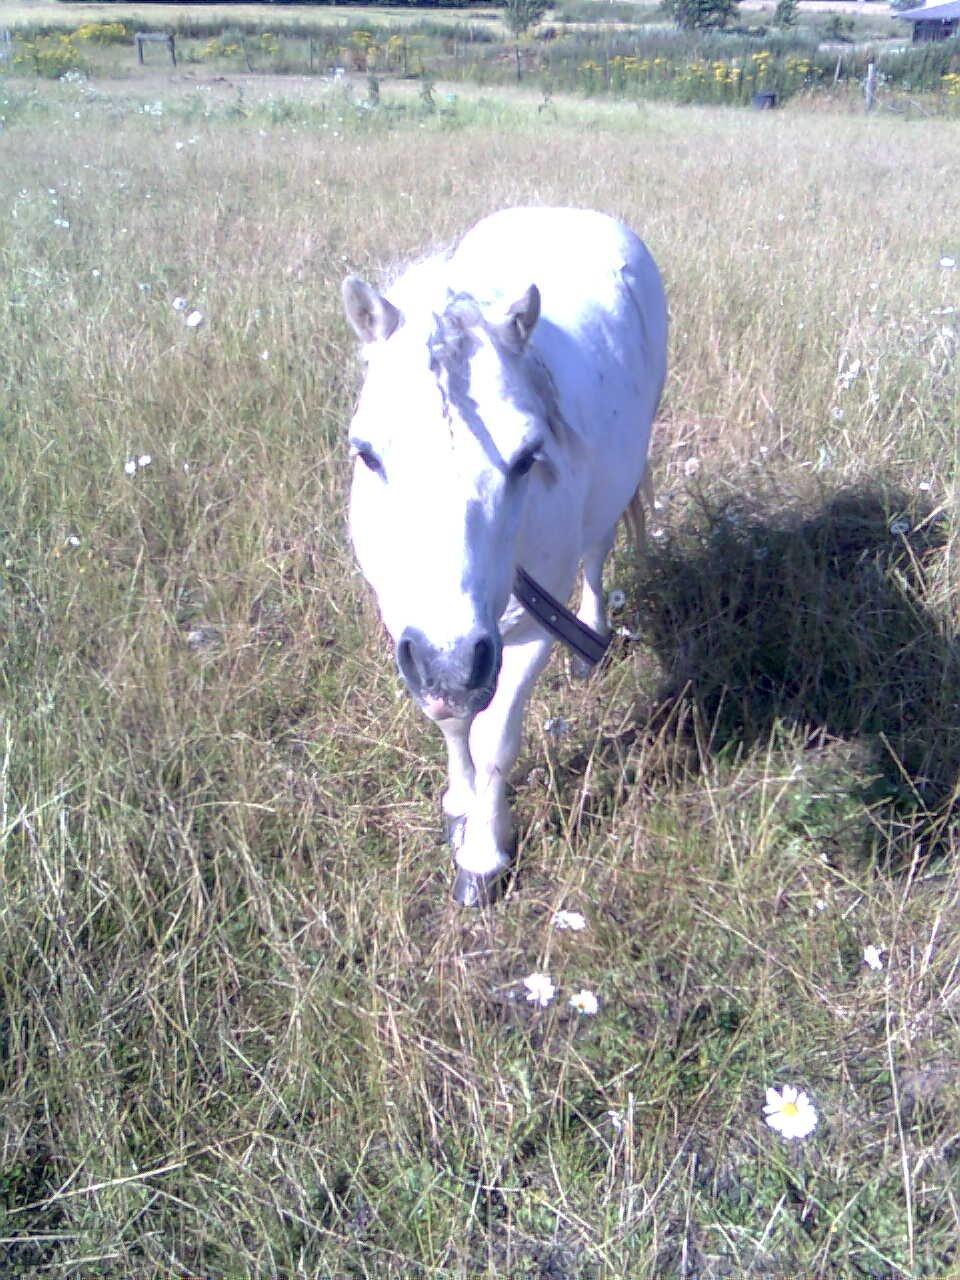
[{"left": 1, "top": 67, "right": 959, "bottom": 1276}]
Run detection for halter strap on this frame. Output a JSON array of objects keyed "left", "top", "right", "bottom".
[{"left": 513, "top": 566, "right": 611, "bottom": 668}]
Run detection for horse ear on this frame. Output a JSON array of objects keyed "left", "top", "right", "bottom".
[
  {"left": 342, "top": 276, "right": 401, "bottom": 344},
  {"left": 498, "top": 284, "right": 540, "bottom": 354}
]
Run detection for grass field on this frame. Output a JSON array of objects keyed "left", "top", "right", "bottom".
[
  {"left": 1, "top": 59, "right": 960, "bottom": 1278},
  {"left": 0, "top": 0, "right": 897, "bottom": 24},
  {"left": 1, "top": 1, "right": 502, "bottom": 33},
  {"left": 3, "top": 2, "right": 942, "bottom": 114}
]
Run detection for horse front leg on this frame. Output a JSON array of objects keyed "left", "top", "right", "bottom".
[
  {"left": 451, "top": 628, "right": 554, "bottom": 907},
  {"left": 438, "top": 716, "right": 476, "bottom": 858}
]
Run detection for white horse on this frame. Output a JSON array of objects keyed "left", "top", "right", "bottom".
[{"left": 342, "top": 207, "right": 667, "bottom": 906}]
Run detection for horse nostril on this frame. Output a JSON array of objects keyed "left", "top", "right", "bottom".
[
  {"left": 469, "top": 635, "right": 498, "bottom": 690},
  {"left": 397, "top": 634, "right": 423, "bottom": 691}
]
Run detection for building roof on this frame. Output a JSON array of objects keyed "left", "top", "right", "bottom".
[{"left": 894, "top": 0, "right": 960, "bottom": 20}]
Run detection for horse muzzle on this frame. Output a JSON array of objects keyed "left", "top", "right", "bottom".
[{"left": 397, "top": 627, "right": 501, "bottom": 720}]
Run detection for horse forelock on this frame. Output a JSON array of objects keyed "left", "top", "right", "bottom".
[
  {"left": 368, "top": 285, "right": 568, "bottom": 460},
  {"left": 427, "top": 293, "right": 482, "bottom": 379}
]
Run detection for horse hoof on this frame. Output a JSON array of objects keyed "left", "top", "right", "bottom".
[
  {"left": 452, "top": 867, "right": 506, "bottom": 908},
  {"left": 442, "top": 813, "right": 467, "bottom": 857}
]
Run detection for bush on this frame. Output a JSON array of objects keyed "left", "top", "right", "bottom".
[
  {"left": 663, "top": 0, "right": 740, "bottom": 31},
  {"left": 823, "top": 14, "right": 855, "bottom": 40},
  {"left": 14, "top": 35, "right": 87, "bottom": 79},
  {"left": 72, "top": 22, "right": 129, "bottom": 45},
  {"left": 503, "top": 0, "right": 550, "bottom": 36},
  {"left": 773, "top": 0, "right": 798, "bottom": 28}
]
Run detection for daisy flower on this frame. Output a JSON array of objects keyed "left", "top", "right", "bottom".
[
  {"left": 863, "top": 944, "right": 884, "bottom": 972},
  {"left": 522, "top": 973, "right": 556, "bottom": 1008},
  {"left": 552, "top": 909, "right": 587, "bottom": 932},
  {"left": 568, "top": 989, "right": 599, "bottom": 1015},
  {"left": 184, "top": 310, "right": 204, "bottom": 328},
  {"left": 763, "top": 1085, "right": 818, "bottom": 1140}
]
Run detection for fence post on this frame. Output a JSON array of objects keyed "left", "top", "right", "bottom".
[{"left": 864, "top": 61, "right": 877, "bottom": 111}]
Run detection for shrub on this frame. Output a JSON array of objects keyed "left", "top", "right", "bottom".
[
  {"left": 773, "top": 0, "right": 798, "bottom": 28},
  {"left": 504, "top": 0, "right": 550, "bottom": 37},
  {"left": 14, "top": 35, "right": 87, "bottom": 79},
  {"left": 663, "top": 0, "right": 740, "bottom": 31},
  {"left": 72, "top": 22, "right": 129, "bottom": 45},
  {"left": 823, "top": 14, "right": 855, "bottom": 40}
]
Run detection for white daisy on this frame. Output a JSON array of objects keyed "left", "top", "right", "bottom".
[
  {"left": 863, "top": 944, "right": 884, "bottom": 971},
  {"left": 763, "top": 1085, "right": 818, "bottom": 1140},
  {"left": 553, "top": 910, "right": 587, "bottom": 932},
  {"left": 171, "top": 296, "right": 188, "bottom": 312},
  {"left": 123, "top": 458, "right": 137, "bottom": 476},
  {"left": 184, "top": 310, "right": 204, "bottom": 328},
  {"left": 137, "top": 454, "right": 152, "bottom": 469},
  {"left": 522, "top": 973, "right": 556, "bottom": 1008},
  {"left": 607, "top": 589, "right": 626, "bottom": 611},
  {"left": 568, "top": 989, "right": 599, "bottom": 1015}
]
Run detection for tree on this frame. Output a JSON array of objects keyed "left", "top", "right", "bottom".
[
  {"left": 773, "top": 0, "right": 798, "bottom": 27},
  {"left": 503, "top": 0, "right": 550, "bottom": 38},
  {"left": 664, "top": 0, "right": 739, "bottom": 30}
]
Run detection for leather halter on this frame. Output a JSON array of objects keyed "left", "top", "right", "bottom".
[{"left": 513, "top": 566, "right": 611, "bottom": 668}]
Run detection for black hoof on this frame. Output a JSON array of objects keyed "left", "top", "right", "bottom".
[
  {"left": 442, "top": 812, "right": 467, "bottom": 858},
  {"left": 452, "top": 867, "right": 507, "bottom": 908}
]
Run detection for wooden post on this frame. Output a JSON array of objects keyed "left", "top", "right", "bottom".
[{"left": 864, "top": 61, "right": 877, "bottom": 111}]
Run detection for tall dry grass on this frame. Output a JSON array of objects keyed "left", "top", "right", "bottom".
[{"left": 1, "top": 69, "right": 959, "bottom": 1276}]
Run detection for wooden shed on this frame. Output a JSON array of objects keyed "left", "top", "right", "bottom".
[{"left": 894, "top": 0, "right": 960, "bottom": 42}]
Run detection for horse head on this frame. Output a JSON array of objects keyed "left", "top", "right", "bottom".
[{"left": 343, "top": 276, "right": 545, "bottom": 722}]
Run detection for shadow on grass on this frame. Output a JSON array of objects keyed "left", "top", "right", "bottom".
[{"left": 619, "top": 481, "right": 958, "bottom": 857}]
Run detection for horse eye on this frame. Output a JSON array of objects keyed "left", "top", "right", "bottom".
[
  {"left": 352, "top": 444, "right": 384, "bottom": 476},
  {"left": 509, "top": 449, "right": 539, "bottom": 480}
]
